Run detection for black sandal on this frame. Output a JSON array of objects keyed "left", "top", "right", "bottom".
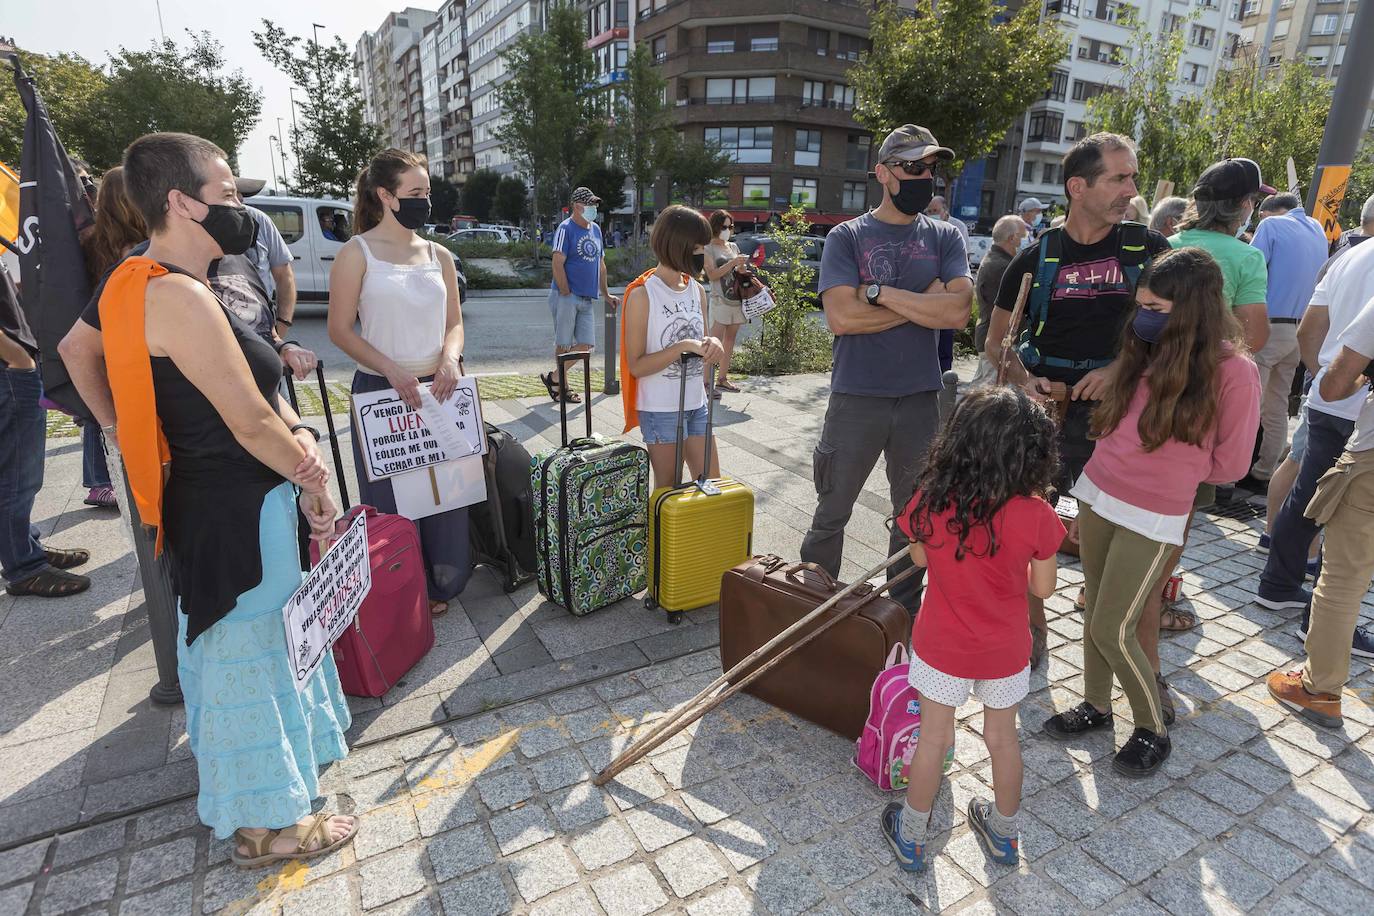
[
  {"left": 44, "top": 546, "right": 90, "bottom": 570},
  {"left": 539, "top": 372, "right": 560, "bottom": 403},
  {"left": 7, "top": 567, "right": 92, "bottom": 597}
]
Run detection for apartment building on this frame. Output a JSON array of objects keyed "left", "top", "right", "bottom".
[
  {"left": 435, "top": 0, "right": 477, "bottom": 181},
  {"left": 1240, "top": 0, "right": 1369, "bottom": 128},
  {"left": 1011, "top": 0, "right": 1247, "bottom": 212},
  {"left": 354, "top": 8, "right": 440, "bottom": 154},
  {"left": 634, "top": 0, "right": 922, "bottom": 227},
  {"left": 468, "top": 0, "right": 545, "bottom": 173}
]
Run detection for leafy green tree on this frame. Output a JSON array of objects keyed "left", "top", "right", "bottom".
[
  {"left": 609, "top": 44, "right": 674, "bottom": 249},
  {"left": 254, "top": 20, "right": 382, "bottom": 197},
  {"left": 430, "top": 176, "right": 460, "bottom": 223},
  {"left": 494, "top": 1, "right": 601, "bottom": 227},
  {"left": 573, "top": 161, "right": 628, "bottom": 214},
  {"left": 1084, "top": 11, "right": 1210, "bottom": 198},
  {"left": 734, "top": 206, "right": 832, "bottom": 375},
  {"left": 666, "top": 137, "right": 732, "bottom": 208},
  {"left": 82, "top": 33, "right": 261, "bottom": 172},
  {"left": 0, "top": 49, "right": 108, "bottom": 168},
  {"left": 494, "top": 176, "right": 529, "bottom": 225},
  {"left": 850, "top": 0, "right": 1068, "bottom": 176},
  {"left": 460, "top": 169, "right": 501, "bottom": 222}
]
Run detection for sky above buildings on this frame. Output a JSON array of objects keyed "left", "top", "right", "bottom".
[{"left": 8, "top": 0, "right": 441, "bottom": 186}]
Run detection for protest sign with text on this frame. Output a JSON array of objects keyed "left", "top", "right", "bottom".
[
  {"left": 354, "top": 378, "right": 487, "bottom": 481},
  {"left": 283, "top": 512, "right": 372, "bottom": 690}
]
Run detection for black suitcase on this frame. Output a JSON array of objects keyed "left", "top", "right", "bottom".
[{"left": 470, "top": 421, "right": 537, "bottom": 592}]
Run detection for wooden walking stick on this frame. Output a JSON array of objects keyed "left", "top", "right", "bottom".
[
  {"left": 996, "top": 272, "right": 1033, "bottom": 386},
  {"left": 595, "top": 550, "right": 916, "bottom": 786}
]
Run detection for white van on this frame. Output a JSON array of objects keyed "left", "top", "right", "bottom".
[{"left": 249, "top": 196, "right": 354, "bottom": 301}]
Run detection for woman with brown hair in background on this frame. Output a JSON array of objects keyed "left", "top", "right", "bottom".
[
  {"left": 327, "top": 148, "right": 470, "bottom": 614},
  {"left": 77, "top": 166, "right": 147, "bottom": 508},
  {"left": 702, "top": 209, "right": 748, "bottom": 394}
]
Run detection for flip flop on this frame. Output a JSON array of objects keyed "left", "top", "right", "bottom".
[
  {"left": 231, "top": 813, "right": 359, "bottom": 868},
  {"left": 717, "top": 380, "right": 742, "bottom": 393},
  {"left": 430, "top": 600, "right": 449, "bottom": 617}
]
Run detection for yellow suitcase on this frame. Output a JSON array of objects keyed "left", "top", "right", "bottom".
[{"left": 644, "top": 358, "right": 755, "bottom": 621}]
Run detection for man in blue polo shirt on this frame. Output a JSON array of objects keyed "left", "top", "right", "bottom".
[
  {"left": 543, "top": 186, "right": 618, "bottom": 403},
  {"left": 1246, "top": 192, "right": 1330, "bottom": 486},
  {"left": 800, "top": 125, "right": 973, "bottom": 613}
]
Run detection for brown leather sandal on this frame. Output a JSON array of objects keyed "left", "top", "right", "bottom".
[
  {"left": 6, "top": 567, "right": 91, "bottom": 597},
  {"left": 231, "top": 813, "right": 358, "bottom": 868},
  {"left": 43, "top": 546, "right": 90, "bottom": 570}
]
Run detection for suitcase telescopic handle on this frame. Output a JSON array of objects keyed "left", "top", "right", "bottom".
[
  {"left": 282, "top": 361, "right": 351, "bottom": 511},
  {"left": 673, "top": 352, "right": 718, "bottom": 491},
  {"left": 557, "top": 351, "right": 593, "bottom": 446}
]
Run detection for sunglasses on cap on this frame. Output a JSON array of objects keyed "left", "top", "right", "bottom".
[{"left": 882, "top": 159, "right": 935, "bottom": 178}]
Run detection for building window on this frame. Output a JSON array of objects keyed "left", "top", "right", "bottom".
[
  {"left": 1077, "top": 38, "right": 1124, "bottom": 64},
  {"left": 652, "top": 36, "right": 667, "bottom": 61},
  {"left": 750, "top": 33, "right": 779, "bottom": 52},
  {"left": 741, "top": 176, "right": 770, "bottom": 207},
  {"left": 985, "top": 153, "right": 1000, "bottom": 179},
  {"left": 795, "top": 129, "right": 822, "bottom": 167},
  {"left": 808, "top": 27, "right": 829, "bottom": 55},
  {"left": 705, "top": 126, "right": 773, "bottom": 163},
  {"left": 1045, "top": 70, "right": 1068, "bottom": 102},
  {"left": 1023, "top": 160, "right": 1037, "bottom": 182},
  {"left": 1242, "top": 0, "right": 1259, "bottom": 13},
  {"left": 791, "top": 178, "right": 818, "bottom": 208},
  {"left": 831, "top": 84, "right": 856, "bottom": 109},
  {"left": 1195, "top": 0, "right": 1217, "bottom": 8},
  {"left": 845, "top": 134, "right": 871, "bottom": 171},
  {"left": 1230, "top": 0, "right": 1243, "bottom": 19},
  {"left": 802, "top": 80, "right": 826, "bottom": 106},
  {"left": 705, "top": 77, "right": 775, "bottom": 103},
  {"left": 842, "top": 180, "right": 865, "bottom": 210},
  {"left": 1042, "top": 162, "right": 1059, "bottom": 185},
  {"left": 1307, "top": 46, "right": 1330, "bottom": 66},
  {"left": 1028, "top": 111, "right": 1063, "bottom": 142},
  {"left": 1182, "top": 61, "right": 1209, "bottom": 84},
  {"left": 1274, "top": 18, "right": 1290, "bottom": 37},
  {"left": 1312, "top": 14, "right": 1338, "bottom": 34},
  {"left": 1064, "top": 120, "right": 1086, "bottom": 142},
  {"left": 1190, "top": 24, "right": 1216, "bottom": 47},
  {"left": 836, "top": 33, "right": 867, "bottom": 61},
  {"left": 705, "top": 27, "right": 734, "bottom": 53},
  {"left": 1071, "top": 79, "right": 1108, "bottom": 101}
]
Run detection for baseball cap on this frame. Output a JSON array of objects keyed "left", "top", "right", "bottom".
[
  {"left": 877, "top": 125, "right": 953, "bottom": 164},
  {"left": 1193, "top": 158, "right": 1276, "bottom": 201},
  {"left": 1018, "top": 197, "right": 1047, "bottom": 213},
  {"left": 235, "top": 177, "right": 267, "bottom": 198},
  {"left": 571, "top": 186, "right": 601, "bottom": 205}
]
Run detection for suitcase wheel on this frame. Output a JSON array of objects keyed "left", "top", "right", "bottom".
[
  {"left": 666, "top": 610, "right": 684, "bottom": 625},
  {"left": 503, "top": 579, "right": 519, "bottom": 594},
  {"left": 643, "top": 595, "right": 658, "bottom": 611}
]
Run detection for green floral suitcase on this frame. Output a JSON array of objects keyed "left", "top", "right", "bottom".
[{"left": 531, "top": 354, "right": 649, "bottom": 615}]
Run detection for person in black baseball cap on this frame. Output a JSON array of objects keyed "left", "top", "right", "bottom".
[{"left": 1191, "top": 158, "right": 1276, "bottom": 202}]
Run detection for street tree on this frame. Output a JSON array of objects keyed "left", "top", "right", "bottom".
[
  {"left": 84, "top": 33, "right": 261, "bottom": 172},
  {"left": 495, "top": 176, "right": 530, "bottom": 225},
  {"left": 0, "top": 49, "right": 107, "bottom": 168},
  {"left": 430, "top": 176, "right": 460, "bottom": 224},
  {"left": 850, "top": 0, "right": 1067, "bottom": 178},
  {"left": 461, "top": 169, "right": 501, "bottom": 222},
  {"left": 254, "top": 20, "right": 382, "bottom": 197},
  {"left": 734, "top": 206, "right": 832, "bottom": 375},
  {"left": 1084, "top": 11, "right": 1210, "bottom": 199},
  {"left": 573, "top": 161, "right": 628, "bottom": 214},
  {"left": 667, "top": 137, "right": 732, "bottom": 208},
  {"left": 494, "top": 1, "right": 601, "bottom": 229},
  {"left": 609, "top": 44, "right": 674, "bottom": 248}
]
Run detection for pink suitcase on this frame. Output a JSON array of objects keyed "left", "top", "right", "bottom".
[{"left": 311, "top": 506, "right": 433, "bottom": 697}]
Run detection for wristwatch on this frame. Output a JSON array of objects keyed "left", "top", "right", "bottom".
[
  {"left": 865, "top": 283, "right": 882, "bottom": 306},
  {"left": 290, "top": 423, "right": 321, "bottom": 442}
]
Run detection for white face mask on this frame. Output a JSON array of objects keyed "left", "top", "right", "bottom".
[
  {"left": 719, "top": 230, "right": 730, "bottom": 241},
  {"left": 581, "top": 205, "right": 598, "bottom": 222}
]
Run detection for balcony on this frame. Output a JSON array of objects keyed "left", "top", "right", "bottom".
[
  {"left": 673, "top": 93, "right": 860, "bottom": 128},
  {"left": 659, "top": 42, "right": 856, "bottom": 80},
  {"left": 640, "top": 0, "right": 871, "bottom": 33}
]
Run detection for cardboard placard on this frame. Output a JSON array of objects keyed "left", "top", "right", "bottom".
[
  {"left": 282, "top": 512, "right": 372, "bottom": 690},
  {"left": 353, "top": 379, "right": 486, "bottom": 481}
]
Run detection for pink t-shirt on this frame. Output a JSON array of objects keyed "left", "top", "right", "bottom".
[{"left": 897, "top": 493, "right": 1065, "bottom": 679}]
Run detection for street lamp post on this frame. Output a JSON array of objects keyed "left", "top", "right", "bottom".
[
  {"left": 1303, "top": 0, "right": 1374, "bottom": 238},
  {"left": 268, "top": 136, "right": 280, "bottom": 190},
  {"left": 276, "top": 117, "right": 290, "bottom": 191},
  {"left": 288, "top": 87, "right": 302, "bottom": 187}
]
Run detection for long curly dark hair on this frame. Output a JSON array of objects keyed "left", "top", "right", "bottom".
[{"left": 903, "top": 386, "right": 1059, "bottom": 559}]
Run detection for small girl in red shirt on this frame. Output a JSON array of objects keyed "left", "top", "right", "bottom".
[{"left": 881, "top": 386, "right": 1064, "bottom": 873}]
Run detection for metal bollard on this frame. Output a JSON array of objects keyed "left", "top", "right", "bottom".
[
  {"left": 603, "top": 296, "right": 620, "bottom": 395},
  {"left": 109, "top": 444, "right": 182, "bottom": 705}
]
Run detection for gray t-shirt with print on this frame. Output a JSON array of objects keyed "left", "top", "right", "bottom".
[{"left": 818, "top": 212, "right": 970, "bottom": 397}]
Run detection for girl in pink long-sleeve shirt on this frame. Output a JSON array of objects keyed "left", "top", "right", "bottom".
[{"left": 1043, "top": 247, "right": 1260, "bottom": 778}]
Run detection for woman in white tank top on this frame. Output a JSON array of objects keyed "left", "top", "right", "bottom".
[
  {"left": 327, "top": 148, "right": 470, "bottom": 614},
  {"left": 623, "top": 206, "right": 725, "bottom": 489}
]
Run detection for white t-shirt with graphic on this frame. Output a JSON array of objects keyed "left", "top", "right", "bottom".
[{"left": 637, "top": 274, "right": 706, "bottom": 413}]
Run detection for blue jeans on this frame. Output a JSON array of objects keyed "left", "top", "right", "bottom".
[
  {"left": 82, "top": 421, "right": 111, "bottom": 488},
  {"left": 0, "top": 366, "right": 48, "bottom": 583},
  {"left": 1260, "top": 406, "right": 1355, "bottom": 599}
]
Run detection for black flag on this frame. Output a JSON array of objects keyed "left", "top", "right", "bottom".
[{"left": 10, "top": 52, "right": 94, "bottom": 419}]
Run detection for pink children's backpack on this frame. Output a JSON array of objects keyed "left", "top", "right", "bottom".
[{"left": 854, "top": 644, "right": 924, "bottom": 791}]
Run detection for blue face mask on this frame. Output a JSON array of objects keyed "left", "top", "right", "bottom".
[
  {"left": 582, "top": 205, "right": 598, "bottom": 223},
  {"left": 1133, "top": 307, "right": 1170, "bottom": 343}
]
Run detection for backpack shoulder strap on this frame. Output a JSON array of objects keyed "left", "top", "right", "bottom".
[
  {"left": 1026, "top": 228, "right": 1062, "bottom": 338},
  {"left": 1119, "top": 221, "right": 1151, "bottom": 286}
]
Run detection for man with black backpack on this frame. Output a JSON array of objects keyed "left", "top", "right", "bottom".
[{"left": 985, "top": 133, "right": 1171, "bottom": 667}]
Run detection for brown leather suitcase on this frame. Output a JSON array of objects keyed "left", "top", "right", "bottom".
[{"left": 718, "top": 556, "right": 911, "bottom": 740}]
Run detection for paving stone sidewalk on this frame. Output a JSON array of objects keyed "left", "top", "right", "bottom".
[{"left": 4, "top": 367, "right": 1374, "bottom": 914}]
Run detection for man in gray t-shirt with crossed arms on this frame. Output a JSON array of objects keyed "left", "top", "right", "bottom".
[{"left": 800, "top": 125, "right": 973, "bottom": 613}]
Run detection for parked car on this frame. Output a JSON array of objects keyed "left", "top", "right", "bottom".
[
  {"left": 480, "top": 223, "right": 527, "bottom": 241},
  {"left": 250, "top": 196, "right": 353, "bottom": 302},
  {"left": 448, "top": 227, "right": 512, "bottom": 244},
  {"left": 732, "top": 233, "right": 825, "bottom": 299}
]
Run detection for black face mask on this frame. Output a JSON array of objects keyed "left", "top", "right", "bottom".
[
  {"left": 890, "top": 176, "right": 936, "bottom": 216},
  {"left": 192, "top": 200, "right": 257, "bottom": 256},
  {"left": 692, "top": 252, "right": 706, "bottom": 274},
  {"left": 392, "top": 197, "right": 432, "bottom": 231}
]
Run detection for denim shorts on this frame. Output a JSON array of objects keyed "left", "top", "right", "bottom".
[
  {"left": 1289, "top": 398, "right": 1310, "bottom": 464},
  {"left": 549, "top": 290, "right": 597, "bottom": 348},
  {"left": 639, "top": 405, "right": 708, "bottom": 446}
]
